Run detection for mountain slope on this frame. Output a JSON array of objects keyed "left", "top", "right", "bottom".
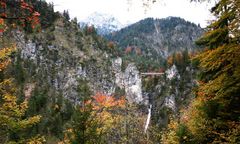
[{"left": 106, "top": 17, "right": 203, "bottom": 58}]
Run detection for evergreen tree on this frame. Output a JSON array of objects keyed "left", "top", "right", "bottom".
[
  {"left": 185, "top": 0, "right": 240, "bottom": 143},
  {"left": 63, "top": 10, "right": 70, "bottom": 21},
  {"left": 70, "top": 79, "right": 101, "bottom": 144}
]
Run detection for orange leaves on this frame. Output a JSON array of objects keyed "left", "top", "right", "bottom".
[
  {"left": 0, "top": 1, "right": 6, "bottom": 8},
  {"left": 88, "top": 93, "right": 126, "bottom": 134},
  {"left": 0, "top": 59, "right": 10, "bottom": 71},
  {"left": 125, "top": 46, "right": 132, "bottom": 54},
  {"left": 82, "top": 93, "right": 126, "bottom": 111},
  {"left": 0, "top": 13, "right": 6, "bottom": 18},
  {"left": 107, "top": 41, "right": 115, "bottom": 49},
  {"left": 93, "top": 94, "right": 110, "bottom": 107},
  {"left": 0, "top": 18, "right": 5, "bottom": 33},
  {"left": 125, "top": 46, "right": 142, "bottom": 55},
  {"left": 20, "top": 1, "right": 40, "bottom": 30},
  {"left": 0, "top": 0, "right": 40, "bottom": 31},
  {"left": 29, "top": 12, "right": 40, "bottom": 29},
  {"left": 92, "top": 93, "right": 125, "bottom": 110},
  {"left": 20, "top": 0, "right": 34, "bottom": 12}
]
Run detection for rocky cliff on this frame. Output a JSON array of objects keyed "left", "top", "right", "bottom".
[{"left": 12, "top": 17, "right": 144, "bottom": 105}]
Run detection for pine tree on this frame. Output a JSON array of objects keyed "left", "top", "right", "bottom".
[
  {"left": 63, "top": 10, "right": 70, "bottom": 21},
  {"left": 69, "top": 79, "right": 101, "bottom": 144},
  {"left": 185, "top": 0, "right": 240, "bottom": 143}
]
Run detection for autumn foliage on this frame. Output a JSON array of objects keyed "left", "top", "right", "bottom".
[
  {"left": 0, "top": 44, "right": 16, "bottom": 71},
  {"left": 0, "top": 1, "right": 43, "bottom": 142},
  {"left": 91, "top": 93, "right": 125, "bottom": 109},
  {"left": 107, "top": 41, "right": 115, "bottom": 49},
  {"left": 0, "top": 0, "right": 40, "bottom": 32},
  {"left": 125, "top": 46, "right": 132, "bottom": 54},
  {"left": 0, "top": 45, "right": 44, "bottom": 143},
  {"left": 84, "top": 93, "right": 126, "bottom": 134},
  {"left": 163, "top": 0, "right": 240, "bottom": 143},
  {"left": 62, "top": 93, "right": 126, "bottom": 143}
]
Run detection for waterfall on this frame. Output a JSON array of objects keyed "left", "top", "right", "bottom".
[{"left": 144, "top": 104, "right": 152, "bottom": 133}]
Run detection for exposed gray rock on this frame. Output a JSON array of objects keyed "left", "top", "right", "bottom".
[
  {"left": 113, "top": 58, "right": 143, "bottom": 104},
  {"left": 164, "top": 95, "right": 176, "bottom": 111},
  {"left": 124, "top": 63, "right": 143, "bottom": 104},
  {"left": 166, "top": 65, "right": 180, "bottom": 80}
]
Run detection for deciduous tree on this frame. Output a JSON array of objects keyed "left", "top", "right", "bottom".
[
  {"left": 0, "top": 45, "right": 44, "bottom": 143},
  {"left": 0, "top": 0, "right": 40, "bottom": 32},
  {"left": 183, "top": 0, "right": 240, "bottom": 143}
]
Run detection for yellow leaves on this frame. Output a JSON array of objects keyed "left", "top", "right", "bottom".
[
  {"left": 0, "top": 78, "right": 43, "bottom": 142},
  {"left": 196, "top": 44, "right": 239, "bottom": 77},
  {"left": 168, "top": 119, "right": 178, "bottom": 130},
  {"left": 161, "top": 119, "right": 180, "bottom": 144},
  {"left": 0, "top": 44, "right": 16, "bottom": 57},
  {"left": 1, "top": 93, "right": 29, "bottom": 117},
  {"left": 25, "top": 135, "right": 46, "bottom": 144},
  {"left": 0, "top": 92, "right": 41, "bottom": 130},
  {"left": 194, "top": 43, "right": 240, "bottom": 100},
  {"left": 0, "top": 79, "right": 17, "bottom": 96},
  {"left": 54, "top": 104, "right": 59, "bottom": 111},
  {"left": 167, "top": 55, "right": 174, "bottom": 66},
  {"left": 196, "top": 46, "right": 224, "bottom": 72},
  {"left": 19, "top": 115, "right": 41, "bottom": 128},
  {"left": 0, "top": 45, "right": 16, "bottom": 71}
]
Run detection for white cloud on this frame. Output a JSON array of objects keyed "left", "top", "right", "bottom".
[{"left": 46, "top": 0, "right": 215, "bottom": 27}]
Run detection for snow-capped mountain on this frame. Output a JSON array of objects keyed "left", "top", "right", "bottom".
[{"left": 80, "top": 12, "right": 124, "bottom": 35}]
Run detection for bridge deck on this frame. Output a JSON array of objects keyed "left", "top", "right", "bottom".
[{"left": 141, "top": 73, "right": 164, "bottom": 76}]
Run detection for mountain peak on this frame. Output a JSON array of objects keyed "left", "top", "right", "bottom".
[{"left": 81, "top": 12, "right": 124, "bottom": 35}]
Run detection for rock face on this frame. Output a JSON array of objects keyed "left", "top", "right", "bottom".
[
  {"left": 14, "top": 18, "right": 143, "bottom": 104},
  {"left": 13, "top": 18, "right": 117, "bottom": 103},
  {"left": 164, "top": 95, "right": 176, "bottom": 111},
  {"left": 113, "top": 58, "right": 143, "bottom": 104},
  {"left": 124, "top": 63, "right": 143, "bottom": 103},
  {"left": 112, "top": 57, "right": 124, "bottom": 88},
  {"left": 166, "top": 65, "right": 180, "bottom": 80}
]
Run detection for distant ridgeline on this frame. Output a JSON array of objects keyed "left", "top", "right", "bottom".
[{"left": 106, "top": 17, "right": 203, "bottom": 59}]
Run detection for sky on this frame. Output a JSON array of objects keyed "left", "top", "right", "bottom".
[{"left": 45, "top": 0, "right": 215, "bottom": 27}]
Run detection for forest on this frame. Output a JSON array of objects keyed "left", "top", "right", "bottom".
[{"left": 0, "top": 0, "right": 239, "bottom": 143}]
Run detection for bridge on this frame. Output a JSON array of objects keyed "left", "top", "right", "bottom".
[{"left": 141, "top": 72, "right": 164, "bottom": 76}]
